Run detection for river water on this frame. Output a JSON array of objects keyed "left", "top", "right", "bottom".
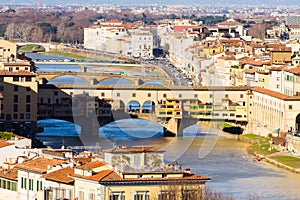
[
  {"left": 35, "top": 119, "right": 300, "bottom": 200},
  {"left": 31, "top": 52, "right": 300, "bottom": 199}
]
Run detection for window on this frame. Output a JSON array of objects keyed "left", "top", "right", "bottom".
[
  {"left": 289, "top": 105, "right": 293, "bottom": 110},
  {"left": 26, "top": 95, "right": 31, "bottom": 103},
  {"left": 179, "top": 94, "right": 182, "bottom": 98},
  {"left": 148, "top": 93, "right": 151, "bottom": 97},
  {"left": 117, "top": 93, "right": 120, "bottom": 97},
  {"left": 54, "top": 91, "right": 58, "bottom": 96},
  {"left": 25, "top": 77, "right": 32, "bottom": 82},
  {"left": 37, "top": 180, "right": 42, "bottom": 191},
  {"left": 194, "top": 94, "right": 198, "bottom": 98},
  {"left": 163, "top": 94, "right": 167, "bottom": 98},
  {"left": 13, "top": 114, "right": 18, "bottom": 119},
  {"left": 132, "top": 93, "right": 136, "bottom": 97},
  {"left": 101, "top": 92, "right": 105, "bottom": 97},
  {"left": 0, "top": 86, "right": 3, "bottom": 91},
  {"left": 0, "top": 77, "right": 3, "bottom": 82},
  {"left": 13, "top": 104, "right": 18, "bottom": 112},
  {"left": 26, "top": 114, "right": 30, "bottom": 119},
  {"left": 26, "top": 87, "right": 30, "bottom": 91},
  {"left": 240, "top": 94, "right": 243, "bottom": 98},
  {"left": 158, "top": 190, "right": 175, "bottom": 200},
  {"left": 78, "top": 191, "right": 84, "bottom": 200},
  {"left": 13, "top": 77, "right": 19, "bottom": 82},
  {"left": 21, "top": 177, "right": 27, "bottom": 189},
  {"left": 225, "top": 94, "right": 228, "bottom": 98},
  {"left": 110, "top": 192, "right": 125, "bottom": 200},
  {"left": 182, "top": 190, "right": 198, "bottom": 200},
  {"left": 209, "top": 94, "right": 213, "bottom": 98},
  {"left": 29, "top": 179, "right": 34, "bottom": 191},
  {"left": 20, "top": 113, "right": 24, "bottom": 119},
  {"left": 14, "top": 95, "right": 18, "bottom": 103},
  {"left": 89, "top": 193, "right": 95, "bottom": 200},
  {"left": 134, "top": 191, "right": 149, "bottom": 200},
  {"left": 14, "top": 85, "right": 18, "bottom": 91},
  {"left": 26, "top": 105, "right": 30, "bottom": 112}
]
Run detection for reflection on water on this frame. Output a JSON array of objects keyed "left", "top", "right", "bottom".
[{"left": 36, "top": 119, "right": 300, "bottom": 200}]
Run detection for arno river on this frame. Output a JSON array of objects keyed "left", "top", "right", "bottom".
[{"left": 31, "top": 52, "right": 300, "bottom": 199}]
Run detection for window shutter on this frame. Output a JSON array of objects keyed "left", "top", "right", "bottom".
[
  {"left": 134, "top": 194, "right": 137, "bottom": 200},
  {"left": 145, "top": 194, "right": 149, "bottom": 200},
  {"left": 121, "top": 195, "right": 125, "bottom": 200}
]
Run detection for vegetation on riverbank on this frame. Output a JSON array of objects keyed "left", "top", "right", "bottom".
[
  {"left": 46, "top": 50, "right": 99, "bottom": 61},
  {"left": 271, "top": 156, "right": 300, "bottom": 168},
  {"left": 19, "top": 44, "right": 45, "bottom": 52},
  {"left": 241, "top": 134, "right": 279, "bottom": 156},
  {"left": 0, "top": 132, "right": 16, "bottom": 140}
]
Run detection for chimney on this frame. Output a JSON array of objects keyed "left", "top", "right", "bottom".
[{"left": 184, "top": 168, "right": 191, "bottom": 174}]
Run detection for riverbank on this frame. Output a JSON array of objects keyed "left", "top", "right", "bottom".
[
  {"left": 198, "top": 121, "right": 300, "bottom": 174},
  {"left": 240, "top": 133, "right": 300, "bottom": 174}
]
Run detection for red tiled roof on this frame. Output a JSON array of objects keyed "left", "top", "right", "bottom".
[
  {"left": 0, "top": 168, "right": 18, "bottom": 181},
  {"left": 244, "top": 69, "right": 255, "bottom": 74},
  {"left": 0, "top": 70, "right": 36, "bottom": 76},
  {"left": 104, "top": 147, "right": 165, "bottom": 153},
  {"left": 3, "top": 62, "right": 30, "bottom": 66},
  {"left": 73, "top": 169, "right": 121, "bottom": 182},
  {"left": 251, "top": 87, "right": 300, "bottom": 100},
  {"left": 0, "top": 140, "right": 12, "bottom": 148},
  {"left": 75, "top": 161, "right": 106, "bottom": 170},
  {"left": 288, "top": 67, "right": 300, "bottom": 75},
  {"left": 16, "top": 157, "right": 67, "bottom": 174},
  {"left": 108, "top": 173, "right": 210, "bottom": 183},
  {"left": 42, "top": 166, "right": 74, "bottom": 184},
  {"left": 256, "top": 70, "right": 269, "bottom": 75},
  {"left": 218, "top": 19, "right": 242, "bottom": 25}
]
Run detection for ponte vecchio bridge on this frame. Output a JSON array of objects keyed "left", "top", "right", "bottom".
[{"left": 38, "top": 84, "right": 252, "bottom": 143}]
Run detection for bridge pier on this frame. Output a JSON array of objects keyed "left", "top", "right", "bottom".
[{"left": 161, "top": 117, "right": 199, "bottom": 137}]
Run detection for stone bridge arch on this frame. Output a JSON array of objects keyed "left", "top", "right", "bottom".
[
  {"left": 17, "top": 42, "right": 51, "bottom": 51},
  {"left": 96, "top": 77, "right": 135, "bottom": 86},
  {"left": 37, "top": 74, "right": 92, "bottom": 85}
]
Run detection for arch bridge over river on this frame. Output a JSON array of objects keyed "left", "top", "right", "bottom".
[{"left": 38, "top": 84, "right": 251, "bottom": 143}]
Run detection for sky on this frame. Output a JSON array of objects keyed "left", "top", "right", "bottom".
[{"left": 0, "top": 0, "right": 300, "bottom": 6}]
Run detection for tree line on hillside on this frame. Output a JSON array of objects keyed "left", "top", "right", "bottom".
[{"left": 0, "top": 8, "right": 272, "bottom": 44}]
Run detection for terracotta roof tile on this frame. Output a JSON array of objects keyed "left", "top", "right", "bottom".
[
  {"left": 218, "top": 19, "right": 242, "bottom": 25},
  {"left": 252, "top": 87, "right": 300, "bottom": 100},
  {"left": 0, "top": 140, "right": 12, "bottom": 148},
  {"left": 76, "top": 161, "right": 106, "bottom": 170},
  {"left": 0, "top": 168, "right": 18, "bottom": 181},
  {"left": 288, "top": 67, "right": 300, "bottom": 75},
  {"left": 104, "top": 147, "right": 165, "bottom": 153},
  {"left": 0, "top": 70, "right": 36, "bottom": 76},
  {"left": 16, "top": 157, "right": 67, "bottom": 174},
  {"left": 73, "top": 169, "right": 120, "bottom": 182},
  {"left": 42, "top": 166, "right": 74, "bottom": 184}
]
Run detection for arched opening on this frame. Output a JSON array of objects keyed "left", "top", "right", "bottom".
[
  {"left": 142, "top": 100, "right": 155, "bottom": 113},
  {"left": 111, "top": 100, "right": 125, "bottom": 111},
  {"left": 99, "top": 119, "right": 163, "bottom": 141},
  {"left": 47, "top": 76, "right": 89, "bottom": 85},
  {"left": 296, "top": 114, "right": 300, "bottom": 132},
  {"left": 142, "top": 80, "right": 165, "bottom": 86},
  {"left": 36, "top": 119, "right": 82, "bottom": 148},
  {"left": 97, "top": 78, "right": 133, "bottom": 86},
  {"left": 127, "top": 100, "right": 140, "bottom": 113}
]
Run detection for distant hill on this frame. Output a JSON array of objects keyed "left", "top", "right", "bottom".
[{"left": 1, "top": 0, "right": 300, "bottom": 6}]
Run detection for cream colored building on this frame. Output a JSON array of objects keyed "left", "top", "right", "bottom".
[
  {"left": 72, "top": 160, "right": 209, "bottom": 200},
  {"left": 104, "top": 146, "right": 165, "bottom": 171},
  {"left": 251, "top": 87, "right": 300, "bottom": 136},
  {"left": 0, "top": 62, "right": 38, "bottom": 132},
  {"left": 16, "top": 157, "right": 70, "bottom": 200},
  {"left": 0, "top": 39, "right": 17, "bottom": 59}
]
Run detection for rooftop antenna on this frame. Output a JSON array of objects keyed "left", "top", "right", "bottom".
[{"left": 37, "top": 0, "right": 40, "bottom": 9}]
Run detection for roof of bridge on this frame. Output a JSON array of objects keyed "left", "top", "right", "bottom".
[{"left": 43, "top": 84, "right": 251, "bottom": 91}]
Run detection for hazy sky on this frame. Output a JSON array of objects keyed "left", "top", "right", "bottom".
[{"left": 1, "top": 0, "right": 300, "bottom": 6}]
